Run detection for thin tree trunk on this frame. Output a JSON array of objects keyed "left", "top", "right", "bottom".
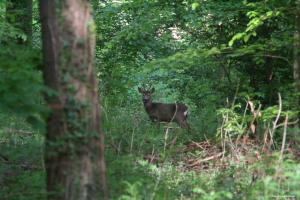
[
  {"left": 6, "top": 0, "right": 32, "bottom": 44},
  {"left": 39, "top": 0, "right": 107, "bottom": 199},
  {"left": 294, "top": 0, "right": 300, "bottom": 127}
]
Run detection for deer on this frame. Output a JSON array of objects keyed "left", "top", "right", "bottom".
[{"left": 138, "top": 87, "right": 190, "bottom": 129}]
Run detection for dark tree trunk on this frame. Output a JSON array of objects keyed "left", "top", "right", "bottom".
[
  {"left": 39, "top": 0, "right": 107, "bottom": 199},
  {"left": 6, "top": 0, "right": 32, "bottom": 44}
]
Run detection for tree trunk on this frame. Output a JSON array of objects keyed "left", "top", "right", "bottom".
[
  {"left": 39, "top": 0, "right": 107, "bottom": 200},
  {"left": 6, "top": 0, "right": 32, "bottom": 44},
  {"left": 294, "top": 0, "right": 300, "bottom": 126}
]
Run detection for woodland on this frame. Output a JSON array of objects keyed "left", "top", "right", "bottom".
[{"left": 0, "top": 0, "right": 300, "bottom": 199}]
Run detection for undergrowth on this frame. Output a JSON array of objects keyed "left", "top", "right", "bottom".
[{"left": 1, "top": 100, "right": 300, "bottom": 200}]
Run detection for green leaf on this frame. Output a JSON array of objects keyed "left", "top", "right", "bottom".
[
  {"left": 191, "top": 2, "right": 200, "bottom": 10},
  {"left": 229, "top": 33, "right": 245, "bottom": 47}
]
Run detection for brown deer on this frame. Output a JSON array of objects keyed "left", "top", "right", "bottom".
[{"left": 138, "top": 87, "right": 190, "bottom": 129}]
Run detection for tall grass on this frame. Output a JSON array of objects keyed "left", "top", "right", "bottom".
[{"left": 1, "top": 101, "right": 300, "bottom": 200}]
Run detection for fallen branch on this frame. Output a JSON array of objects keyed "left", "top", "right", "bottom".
[
  {"left": 4, "top": 128, "right": 33, "bottom": 135},
  {"left": 275, "top": 119, "right": 299, "bottom": 129},
  {"left": 191, "top": 141, "right": 206, "bottom": 150},
  {"left": 0, "top": 159, "right": 42, "bottom": 171},
  {"left": 186, "top": 152, "right": 223, "bottom": 168}
]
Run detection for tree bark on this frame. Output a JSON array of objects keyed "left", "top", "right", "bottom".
[
  {"left": 6, "top": 0, "right": 32, "bottom": 44},
  {"left": 294, "top": 0, "right": 300, "bottom": 127},
  {"left": 39, "top": 0, "right": 107, "bottom": 199}
]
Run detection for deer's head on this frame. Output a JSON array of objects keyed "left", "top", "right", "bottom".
[{"left": 138, "top": 87, "right": 155, "bottom": 104}]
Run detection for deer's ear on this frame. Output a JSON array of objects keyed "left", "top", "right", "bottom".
[
  {"left": 151, "top": 88, "right": 155, "bottom": 93},
  {"left": 138, "top": 87, "right": 143, "bottom": 93}
]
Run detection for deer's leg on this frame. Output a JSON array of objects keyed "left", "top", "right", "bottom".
[
  {"left": 185, "top": 121, "right": 191, "bottom": 130},
  {"left": 180, "top": 120, "right": 190, "bottom": 129},
  {"left": 175, "top": 118, "right": 185, "bottom": 128},
  {"left": 149, "top": 116, "right": 156, "bottom": 122},
  {"left": 183, "top": 110, "right": 190, "bottom": 130},
  {"left": 176, "top": 116, "right": 190, "bottom": 130}
]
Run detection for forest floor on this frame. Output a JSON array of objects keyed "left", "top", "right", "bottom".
[{"left": 1, "top": 114, "right": 300, "bottom": 200}]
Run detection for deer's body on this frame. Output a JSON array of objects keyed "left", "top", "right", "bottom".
[{"left": 138, "top": 87, "right": 189, "bottom": 129}]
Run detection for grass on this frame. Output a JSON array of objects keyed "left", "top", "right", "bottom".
[
  {"left": 0, "top": 114, "right": 46, "bottom": 200},
  {"left": 0, "top": 107, "right": 300, "bottom": 200}
]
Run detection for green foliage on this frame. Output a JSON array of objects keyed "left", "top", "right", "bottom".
[
  {"left": 0, "top": 2, "right": 26, "bottom": 44},
  {"left": 0, "top": 46, "right": 47, "bottom": 130},
  {"left": 217, "top": 104, "right": 247, "bottom": 138},
  {"left": 1, "top": 0, "right": 300, "bottom": 199},
  {"left": 0, "top": 0, "right": 46, "bottom": 129},
  {"left": 95, "top": 1, "right": 300, "bottom": 197},
  {"left": 0, "top": 114, "right": 46, "bottom": 200},
  {"left": 119, "top": 181, "right": 143, "bottom": 200},
  {"left": 2, "top": 109, "right": 300, "bottom": 200}
]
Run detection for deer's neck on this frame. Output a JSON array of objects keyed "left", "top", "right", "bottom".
[{"left": 143, "top": 101, "right": 153, "bottom": 111}]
